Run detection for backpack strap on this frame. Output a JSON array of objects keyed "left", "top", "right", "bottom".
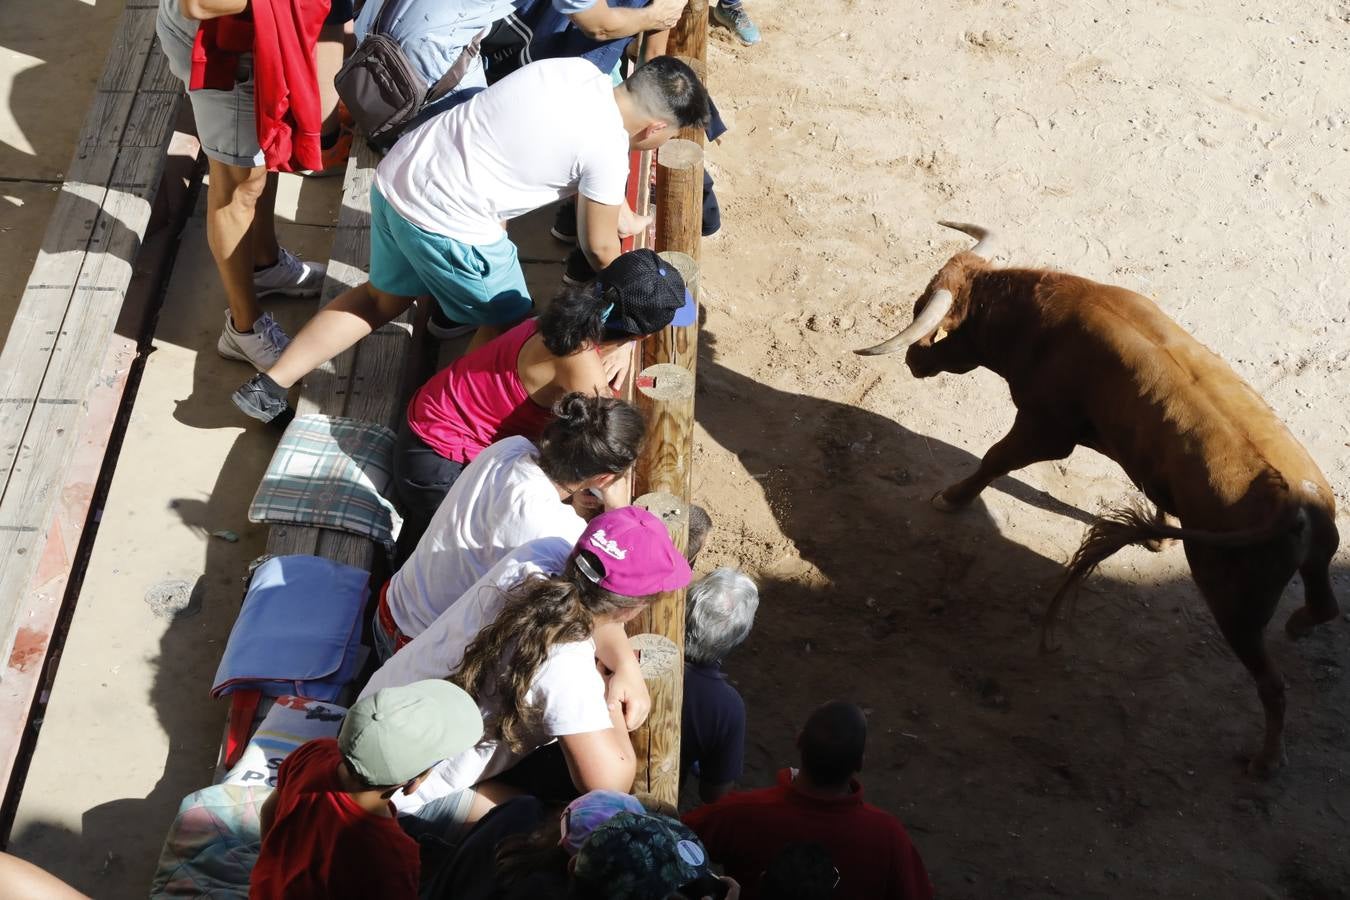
[
  {"left": 426, "top": 28, "right": 487, "bottom": 104},
  {"left": 372, "top": 0, "right": 405, "bottom": 37}
]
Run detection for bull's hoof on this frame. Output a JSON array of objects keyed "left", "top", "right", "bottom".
[
  {"left": 1245, "top": 750, "right": 1286, "bottom": 779},
  {"left": 1142, "top": 537, "right": 1175, "bottom": 553},
  {"left": 930, "top": 491, "right": 970, "bottom": 513},
  {"left": 1285, "top": 606, "right": 1336, "bottom": 640}
]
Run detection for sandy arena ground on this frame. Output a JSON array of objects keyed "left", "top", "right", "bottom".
[
  {"left": 692, "top": 1, "right": 1350, "bottom": 897},
  {"left": 4, "top": 1, "right": 1350, "bottom": 897}
]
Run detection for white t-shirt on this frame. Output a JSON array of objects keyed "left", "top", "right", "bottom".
[
  {"left": 388, "top": 436, "right": 587, "bottom": 637},
  {"left": 361, "top": 538, "right": 610, "bottom": 811},
  {"left": 375, "top": 57, "right": 630, "bottom": 245}
]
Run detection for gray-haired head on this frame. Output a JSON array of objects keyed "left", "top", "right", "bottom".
[{"left": 684, "top": 568, "right": 758, "bottom": 666}]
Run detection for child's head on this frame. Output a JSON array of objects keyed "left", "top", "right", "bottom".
[{"left": 339, "top": 680, "right": 483, "bottom": 792}]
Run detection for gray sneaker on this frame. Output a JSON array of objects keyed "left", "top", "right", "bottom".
[
  {"left": 232, "top": 373, "right": 292, "bottom": 424},
  {"left": 217, "top": 310, "right": 291, "bottom": 370},
  {"left": 254, "top": 247, "right": 326, "bottom": 299}
]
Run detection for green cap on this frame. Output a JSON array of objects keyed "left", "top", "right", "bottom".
[{"left": 338, "top": 680, "right": 482, "bottom": 786}]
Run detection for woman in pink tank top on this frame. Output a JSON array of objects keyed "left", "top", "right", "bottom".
[{"left": 393, "top": 249, "right": 695, "bottom": 546}]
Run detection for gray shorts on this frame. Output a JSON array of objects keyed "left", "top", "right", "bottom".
[{"left": 156, "top": 0, "right": 265, "bottom": 168}]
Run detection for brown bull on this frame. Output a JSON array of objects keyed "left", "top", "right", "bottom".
[{"left": 858, "top": 222, "right": 1340, "bottom": 776}]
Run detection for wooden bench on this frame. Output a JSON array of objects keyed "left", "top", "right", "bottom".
[
  {"left": 0, "top": 2, "right": 185, "bottom": 811},
  {"left": 263, "top": 139, "right": 417, "bottom": 571},
  {"left": 212, "top": 136, "right": 421, "bottom": 777}
]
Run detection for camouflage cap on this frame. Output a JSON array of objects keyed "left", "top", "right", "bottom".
[{"left": 572, "top": 811, "right": 713, "bottom": 899}]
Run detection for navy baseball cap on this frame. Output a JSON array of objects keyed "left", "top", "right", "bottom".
[{"left": 599, "top": 249, "right": 696, "bottom": 335}]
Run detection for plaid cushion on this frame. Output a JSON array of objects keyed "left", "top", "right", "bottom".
[{"left": 249, "top": 415, "right": 403, "bottom": 549}]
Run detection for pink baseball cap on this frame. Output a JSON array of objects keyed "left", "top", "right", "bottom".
[{"left": 573, "top": 507, "right": 693, "bottom": 597}]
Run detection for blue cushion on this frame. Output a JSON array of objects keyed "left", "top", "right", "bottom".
[{"left": 211, "top": 556, "right": 369, "bottom": 702}]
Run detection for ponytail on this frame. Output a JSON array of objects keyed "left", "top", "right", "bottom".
[
  {"left": 451, "top": 557, "right": 652, "bottom": 752},
  {"left": 538, "top": 283, "right": 608, "bottom": 356},
  {"left": 537, "top": 393, "right": 645, "bottom": 485}
]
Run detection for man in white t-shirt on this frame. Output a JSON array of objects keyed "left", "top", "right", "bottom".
[{"left": 234, "top": 55, "right": 709, "bottom": 424}]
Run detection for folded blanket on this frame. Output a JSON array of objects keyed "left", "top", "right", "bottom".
[
  {"left": 249, "top": 414, "right": 403, "bottom": 551},
  {"left": 149, "top": 783, "right": 267, "bottom": 899}
]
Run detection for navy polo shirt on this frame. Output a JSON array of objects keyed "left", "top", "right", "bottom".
[{"left": 681, "top": 662, "right": 746, "bottom": 785}]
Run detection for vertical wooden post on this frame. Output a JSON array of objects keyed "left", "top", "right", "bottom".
[
  {"left": 627, "top": 141, "right": 704, "bottom": 809},
  {"left": 668, "top": 0, "right": 708, "bottom": 75},
  {"left": 623, "top": 0, "right": 709, "bottom": 808}
]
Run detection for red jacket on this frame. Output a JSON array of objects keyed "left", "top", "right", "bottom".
[
  {"left": 683, "top": 769, "right": 934, "bottom": 900},
  {"left": 190, "top": 0, "right": 329, "bottom": 172}
]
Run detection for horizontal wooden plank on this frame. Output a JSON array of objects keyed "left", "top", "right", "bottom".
[{"left": 0, "top": 6, "right": 177, "bottom": 669}]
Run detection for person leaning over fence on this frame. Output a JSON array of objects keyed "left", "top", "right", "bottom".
[
  {"left": 157, "top": 0, "right": 329, "bottom": 373},
  {"left": 231, "top": 55, "right": 709, "bottom": 421},
  {"left": 377, "top": 392, "right": 644, "bottom": 625},
  {"left": 682, "top": 568, "right": 759, "bottom": 805},
  {"left": 249, "top": 680, "right": 483, "bottom": 900},
  {"left": 388, "top": 249, "right": 691, "bottom": 533},
  {"left": 683, "top": 701, "right": 933, "bottom": 900},
  {"left": 358, "top": 508, "right": 693, "bottom": 845}
]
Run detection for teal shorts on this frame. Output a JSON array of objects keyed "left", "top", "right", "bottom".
[{"left": 369, "top": 187, "right": 532, "bottom": 326}]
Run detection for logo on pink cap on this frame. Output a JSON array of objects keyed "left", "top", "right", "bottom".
[{"left": 588, "top": 529, "right": 628, "bottom": 560}]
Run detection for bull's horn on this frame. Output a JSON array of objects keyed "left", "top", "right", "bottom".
[
  {"left": 937, "top": 220, "right": 994, "bottom": 258},
  {"left": 855, "top": 289, "right": 955, "bottom": 356}
]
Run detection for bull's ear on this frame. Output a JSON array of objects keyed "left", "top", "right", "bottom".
[{"left": 932, "top": 326, "right": 950, "bottom": 343}]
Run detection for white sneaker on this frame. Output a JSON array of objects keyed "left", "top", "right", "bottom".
[
  {"left": 217, "top": 310, "right": 292, "bottom": 370},
  {"left": 253, "top": 248, "right": 326, "bottom": 299}
]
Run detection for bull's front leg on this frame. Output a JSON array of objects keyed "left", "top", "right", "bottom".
[{"left": 934, "top": 411, "right": 1077, "bottom": 511}]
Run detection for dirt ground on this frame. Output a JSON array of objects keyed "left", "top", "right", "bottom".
[{"left": 693, "top": 1, "right": 1350, "bottom": 897}]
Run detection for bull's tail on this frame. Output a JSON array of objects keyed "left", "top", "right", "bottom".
[{"left": 1039, "top": 501, "right": 1307, "bottom": 652}]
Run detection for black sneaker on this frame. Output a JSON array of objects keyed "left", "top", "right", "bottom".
[
  {"left": 233, "top": 373, "right": 292, "bottom": 424},
  {"left": 550, "top": 199, "right": 578, "bottom": 244},
  {"left": 561, "top": 247, "right": 596, "bottom": 286}
]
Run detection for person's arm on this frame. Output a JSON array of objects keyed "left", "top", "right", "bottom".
[
  {"left": 558, "top": 704, "right": 637, "bottom": 793},
  {"left": 567, "top": 0, "right": 685, "bottom": 41},
  {"left": 179, "top": 0, "right": 248, "bottom": 20},
  {"left": 594, "top": 622, "right": 650, "bottom": 729},
  {"left": 577, "top": 197, "right": 624, "bottom": 273},
  {"left": 0, "top": 853, "right": 89, "bottom": 900},
  {"left": 700, "top": 691, "right": 745, "bottom": 803}
]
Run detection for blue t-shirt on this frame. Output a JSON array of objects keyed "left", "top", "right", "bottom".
[{"left": 681, "top": 662, "right": 746, "bottom": 786}]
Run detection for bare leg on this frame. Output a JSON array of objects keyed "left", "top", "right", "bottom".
[
  {"left": 935, "top": 411, "right": 1075, "bottom": 511},
  {"left": 250, "top": 171, "right": 280, "bottom": 269},
  {"left": 316, "top": 20, "right": 355, "bottom": 136},
  {"left": 206, "top": 158, "right": 269, "bottom": 331},
  {"left": 267, "top": 282, "right": 416, "bottom": 388}
]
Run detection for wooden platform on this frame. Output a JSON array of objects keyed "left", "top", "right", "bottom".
[
  {"left": 0, "top": 3, "right": 184, "bottom": 813},
  {"left": 263, "top": 140, "right": 417, "bottom": 573}
]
